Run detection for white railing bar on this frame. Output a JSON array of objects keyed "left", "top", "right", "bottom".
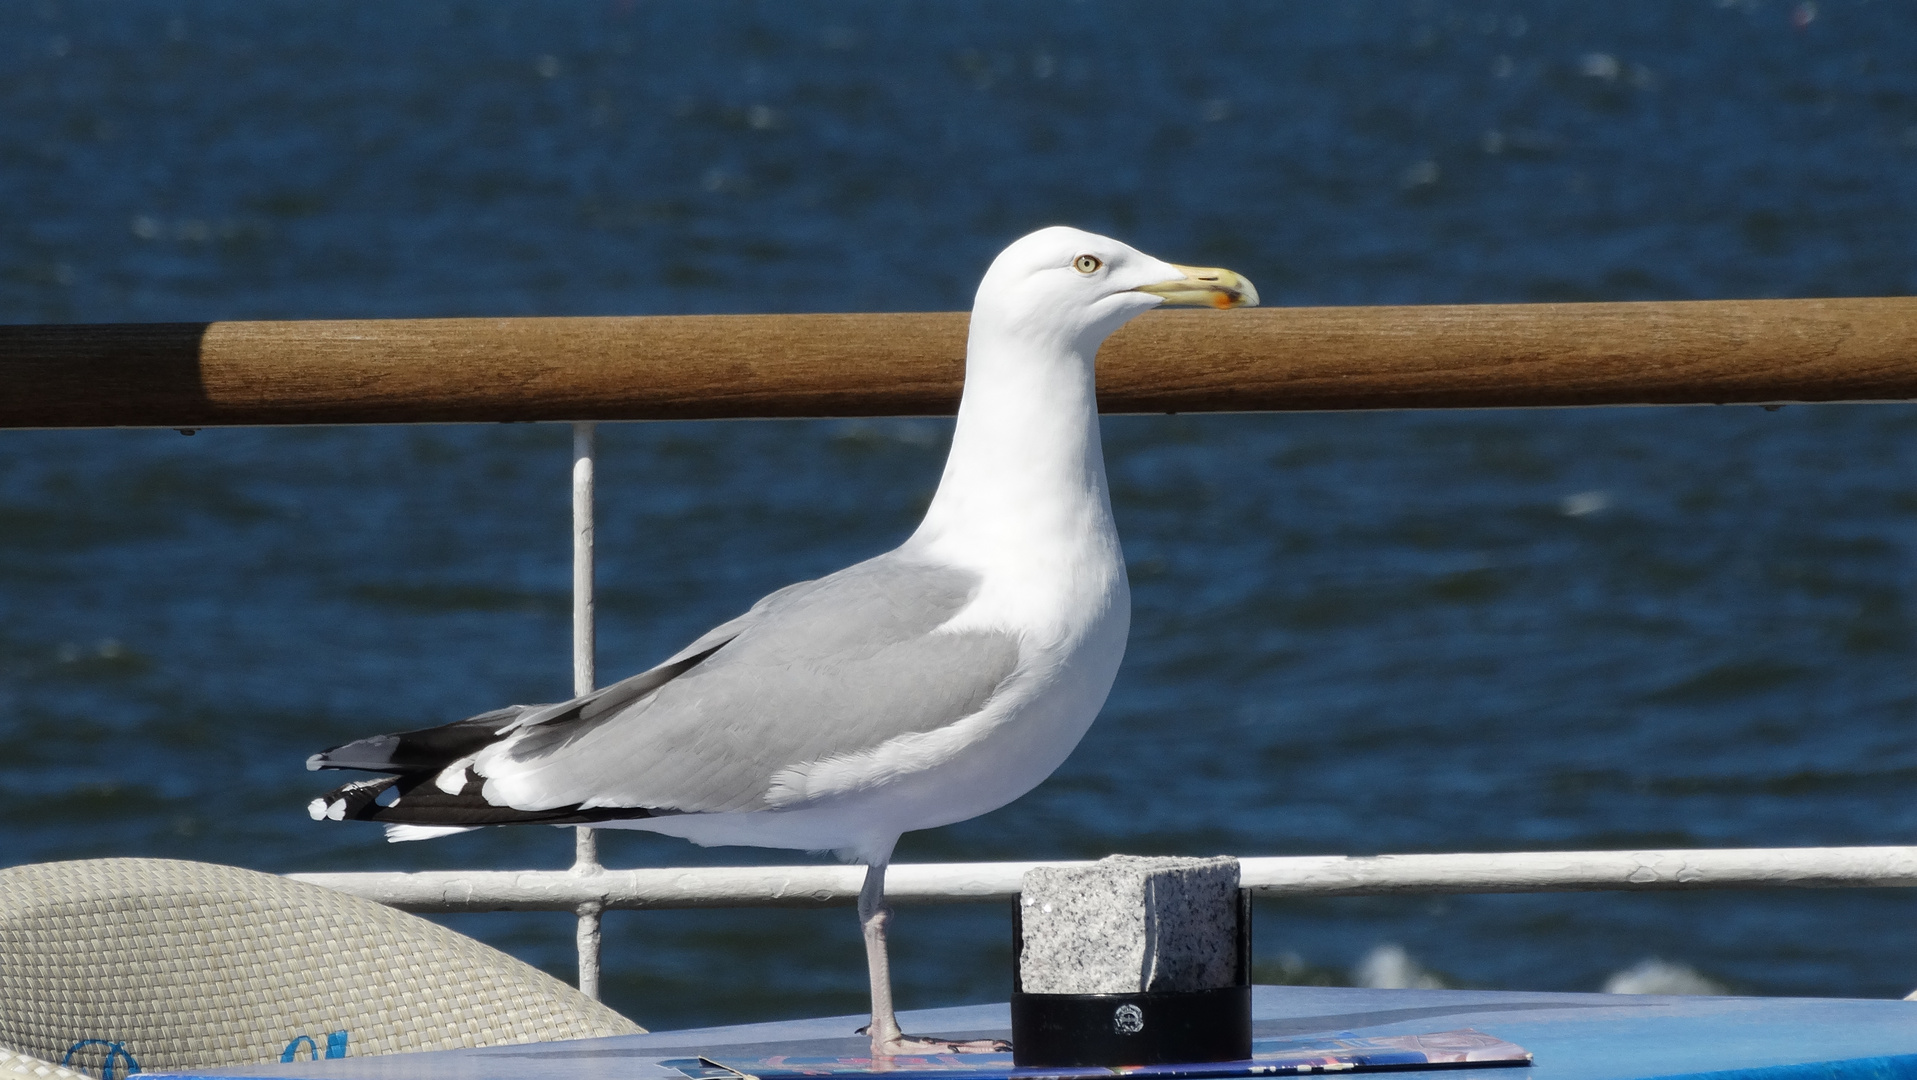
[
  {"left": 291, "top": 845, "right": 1917, "bottom": 914},
  {"left": 570, "top": 420, "right": 597, "bottom": 706},
  {"left": 569, "top": 420, "right": 603, "bottom": 999}
]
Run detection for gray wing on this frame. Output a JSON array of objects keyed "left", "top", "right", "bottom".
[{"left": 474, "top": 551, "right": 1022, "bottom": 814}]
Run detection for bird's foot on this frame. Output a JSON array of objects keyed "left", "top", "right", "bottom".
[{"left": 860, "top": 1029, "right": 1010, "bottom": 1057}]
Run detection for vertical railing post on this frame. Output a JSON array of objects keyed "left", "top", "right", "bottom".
[{"left": 570, "top": 421, "right": 604, "bottom": 1000}]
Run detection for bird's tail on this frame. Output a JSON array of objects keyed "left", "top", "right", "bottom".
[
  {"left": 306, "top": 691, "right": 673, "bottom": 832},
  {"left": 384, "top": 824, "right": 478, "bottom": 842},
  {"left": 305, "top": 769, "right": 655, "bottom": 829}
]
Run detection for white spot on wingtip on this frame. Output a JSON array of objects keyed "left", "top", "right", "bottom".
[
  {"left": 307, "top": 798, "right": 326, "bottom": 821},
  {"left": 434, "top": 758, "right": 475, "bottom": 794},
  {"left": 385, "top": 823, "right": 476, "bottom": 842},
  {"left": 305, "top": 754, "right": 324, "bottom": 771}
]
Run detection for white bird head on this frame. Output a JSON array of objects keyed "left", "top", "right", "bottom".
[{"left": 970, "top": 226, "right": 1259, "bottom": 355}]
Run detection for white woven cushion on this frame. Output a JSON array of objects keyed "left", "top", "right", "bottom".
[
  {"left": 0, "top": 1045, "right": 86, "bottom": 1079},
  {"left": 0, "top": 858, "right": 642, "bottom": 1071}
]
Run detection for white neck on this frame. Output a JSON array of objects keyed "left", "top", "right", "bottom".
[{"left": 907, "top": 322, "right": 1123, "bottom": 625}]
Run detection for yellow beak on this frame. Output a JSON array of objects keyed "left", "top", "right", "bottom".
[{"left": 1133, "top": 263, "right": 1260, "bottom": 309}]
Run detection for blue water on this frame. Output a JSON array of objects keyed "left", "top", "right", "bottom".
[{"left": 4, "top": 0, "right": 1917, "bottom": 1032}]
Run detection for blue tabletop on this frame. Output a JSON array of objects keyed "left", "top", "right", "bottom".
[{"left": 169, "top": 986, "right": 1917, "bottom": 1080}]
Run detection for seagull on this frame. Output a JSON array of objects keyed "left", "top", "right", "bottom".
[{"left": 307, "top": 226, "right": 1257, "bottom": 1055}]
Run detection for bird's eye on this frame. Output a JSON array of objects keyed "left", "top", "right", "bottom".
[{"left": 1073, "top": 254, "right": 1103, "bottom": 275}]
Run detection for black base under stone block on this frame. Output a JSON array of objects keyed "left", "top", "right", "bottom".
[{"left": 1009, "top": 985, "right": 1253, "bottom": 1067}]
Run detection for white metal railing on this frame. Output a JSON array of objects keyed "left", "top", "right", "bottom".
[
  {"left": 568, "top": 420, "right": 603, "bottom": 999},
  {"left": 287, "top": 428, "right": 1917, "bottom": 998},
  {"left": 292, "top": 845, "right": 1917, "bottom": 997},
  {"left": 293, "top": 846, "right": 1917, "bottom": 914}
]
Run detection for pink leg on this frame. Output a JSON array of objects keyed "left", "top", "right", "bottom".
[{"left": 859, "top": 863, "right": 1010, "bottom": 1057}]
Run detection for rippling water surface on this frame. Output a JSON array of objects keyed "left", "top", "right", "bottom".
[{"left": 4, "top": 0, "right": 1917, "bottom": 1032}]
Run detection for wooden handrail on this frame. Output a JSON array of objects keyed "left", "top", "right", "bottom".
[{"left": 4, "top": 296, "right": 1915, "bottom": 428}]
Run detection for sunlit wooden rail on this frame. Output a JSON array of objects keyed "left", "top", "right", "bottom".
[{"left": 5, "top": 296, "right": 1917, "bottom": 428}]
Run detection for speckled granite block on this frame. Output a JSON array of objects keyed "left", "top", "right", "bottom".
[{"left": 1018, "top": 855, "right": 1239, "bottom": 995}]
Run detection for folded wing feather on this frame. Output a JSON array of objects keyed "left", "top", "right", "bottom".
[{"left": 309, "top": 551, "right": 1022, "bottom": 827}]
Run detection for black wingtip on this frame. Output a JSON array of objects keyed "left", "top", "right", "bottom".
[
  {"left": 307, "top": 775, "right": 398, "bottom": 821},
  {"left": 307, "top": 772, "right": 665, "bottom": 829},
  {"left": 309, "top": 708, "right": 526, "bottom": 774},
  {"left": 307, "top": 734, "right": 405, "bottom": 773}
]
